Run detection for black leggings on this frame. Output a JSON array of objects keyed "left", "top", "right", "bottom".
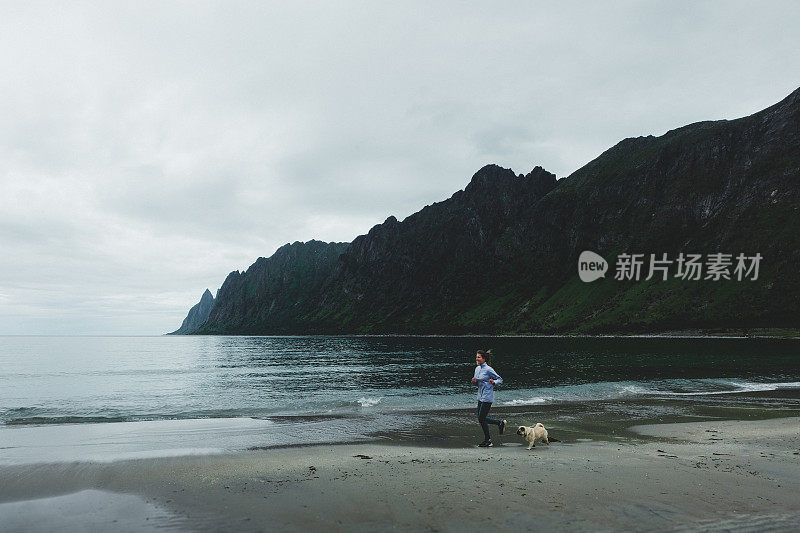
[{"left": 476, "top": 401, "right": 502, "bottom": 441}]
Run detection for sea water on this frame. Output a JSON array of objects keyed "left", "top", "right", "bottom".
[{"left": 1, "top": 335, "right": 799, "bottom": 463}]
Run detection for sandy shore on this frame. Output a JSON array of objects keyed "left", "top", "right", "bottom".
[{"left": 2, "top": 417, "right": 799, "bottom": 532}]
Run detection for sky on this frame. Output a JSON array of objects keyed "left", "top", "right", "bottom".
[{"left": 1, "top": 1, "right": 799, "bottom": 335}]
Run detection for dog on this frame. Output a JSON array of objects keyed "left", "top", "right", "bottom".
[{"left": 516, "top": 423, "right": 556, "bottom": 450}]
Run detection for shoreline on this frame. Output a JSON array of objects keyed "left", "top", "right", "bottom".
[
  {"left": 2, "top": 416, "right": 799, "bottom": 531},
  {"left": 6, "top": 329, "right": 799, "bottom": 339},
  {"left": 174, "top": 329, "right": 800, "bottom": 338}
]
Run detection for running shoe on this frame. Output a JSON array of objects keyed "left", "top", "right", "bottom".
[{"left": 478, "top": 440, "right": 493, "bottom": 447}]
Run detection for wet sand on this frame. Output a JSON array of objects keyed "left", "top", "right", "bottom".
[{"left": 1, "top": 416, "right": 799, "bottom": 531}]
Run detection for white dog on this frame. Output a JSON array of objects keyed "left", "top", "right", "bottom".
[{"left": 517, "top": 423, "right": 550, "bottom": 450}]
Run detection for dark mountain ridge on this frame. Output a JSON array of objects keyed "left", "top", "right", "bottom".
[
  {"left": 174, "top": 87, "right": 800, "bottom": 335},
  {"left": 199, "top": 240, "right": 349, "bottom": 334}
]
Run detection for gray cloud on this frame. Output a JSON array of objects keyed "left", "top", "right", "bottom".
[{"left": 1, "top": 1, "right": 799, "bottom": 334}]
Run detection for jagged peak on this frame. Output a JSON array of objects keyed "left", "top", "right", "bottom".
[
  {"left": 269, "top": 239, "right": 345, "bottom": 257},
  {"left": 524, "top": 165, "right": 557, "bottom": 181},
  {"left": 464, "top": 164, "right": 518, "bottom": 194},
  {"left": 463, "top": 163, "right": 558, "bottom": 198},
  {"left": 468, "top": 163, "right": 516, "bottom": 181}
]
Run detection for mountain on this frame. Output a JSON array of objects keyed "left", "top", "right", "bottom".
[
  {"left": 507, "top": 87, "right": 800, "bottom": 333},
  {"left": 169, "top": 289, "right": 215, "bottom": 335},
  {"left": 197, "top": 240, "right": 349, "bottom": 334},
  {"left": 177, "top": 87, "right": 800, "bottom": 335},
  {"left": 299, "top": 165, "right": 560, "bottom": 333}
]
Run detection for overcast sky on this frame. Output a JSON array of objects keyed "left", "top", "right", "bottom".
[{"left": 1, "top": 1, "right": 799, "bottom": 335}]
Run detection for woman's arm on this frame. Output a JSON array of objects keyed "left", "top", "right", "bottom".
[{"left": 487, "top": 366, "right": 503, "bottom": 386}]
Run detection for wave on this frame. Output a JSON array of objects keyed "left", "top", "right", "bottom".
[
  {"left": 500, "top": 379, "right": 800, "bottom": 406},
  {"left": 0, "top": 408, "right": 277, "bottom": 426},
  {"left": 504, "top": 397, "right": 548, "bottom": 406},
  {"left": 3, "top": 380, "right": 799, "bottom": 426},
  {"left": 500, "top": 381, "right": 656, "bottom": 406},
  {"left": 657, "top": 380, "right": 800, "bottom": 396},
  {"left": 6, "top": 416, "right": 130, "bottom": 425},
  {"left": 357, "top": 397, "right": 382, "bottom": 407}
]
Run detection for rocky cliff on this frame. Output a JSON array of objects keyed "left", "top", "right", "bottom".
[
  {"left": 169, "top": 288, "right": 215, "bottom": 335},
  {"left": 197, "top": 240, "right": 349, "bottom": 334}
]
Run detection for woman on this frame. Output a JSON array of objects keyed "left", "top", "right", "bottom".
[{"left": 471, "top": 349, "right": 506, "bottom": 447}]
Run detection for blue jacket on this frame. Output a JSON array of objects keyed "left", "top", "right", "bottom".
[{"left": 473, "top": 362, "right": 503, "bottom": 402}]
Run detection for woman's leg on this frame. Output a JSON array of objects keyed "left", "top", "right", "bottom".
[
  {"left": 484, "top": 407, "right": 502, "bottom": 427},
  {"left": 477, "top": 401, "right": 492, "bottom": 441}
]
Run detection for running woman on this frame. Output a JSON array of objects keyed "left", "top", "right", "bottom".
[{"left": 471, "top": 349, "right": 506, "bottom": 447}]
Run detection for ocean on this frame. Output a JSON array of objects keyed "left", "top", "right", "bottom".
[{"left": 2, "top": 335, "right": 799, "bottom": 463}]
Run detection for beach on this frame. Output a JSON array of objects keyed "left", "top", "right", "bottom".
[
  {"left": 3, "top": 335, "right": 800, "bottom": 531},
  {"left": 2, "top": 416, "right": 799, "bottom": 532}
]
